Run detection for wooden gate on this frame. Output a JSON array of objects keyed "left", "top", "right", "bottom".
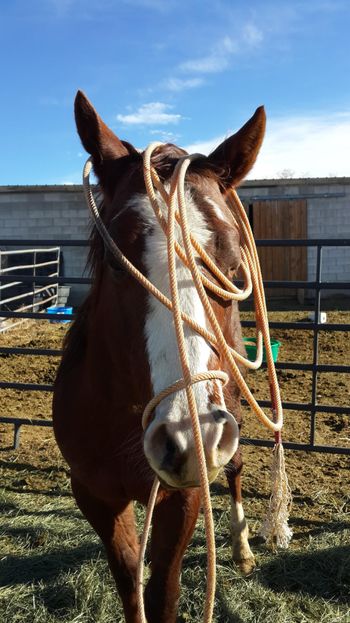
[{"left": 251, "top": 199, "right": 307, "bottom": 299}]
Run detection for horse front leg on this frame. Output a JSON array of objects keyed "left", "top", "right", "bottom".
[
  {"left": 225, "top": 449, "right": 256, "bottom": 574},
  {"left": 145, "top": 487, "right": 201, "bottom": 623},
  {"left": 71, "top": 477, "right": 141, "bottom": 623}
]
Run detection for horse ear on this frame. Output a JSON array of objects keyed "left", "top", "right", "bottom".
[
  {"left": 74, "top": 90, "right": 130, "bottom": 162},
  {"left": 208, "top": 106, "right": 266, "bottom": 188}
]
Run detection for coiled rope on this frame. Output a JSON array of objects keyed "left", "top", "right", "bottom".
[{"left": 82, "top": 144, "right": 292, "bottom": 623}]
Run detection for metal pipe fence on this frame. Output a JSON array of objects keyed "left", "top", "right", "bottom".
[
  {"left": 0, "top": 238, "right": 349, "bottom": 455},
  {"left": 0, "top": 246, "right": 60, "bottom": 332}
]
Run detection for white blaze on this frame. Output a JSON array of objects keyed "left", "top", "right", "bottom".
[
  {"left": 128, "top": 189, "right": 214, "bottom": 425},
  {"left": 204, "top": 195, "right": 230, "bottom": 223}
]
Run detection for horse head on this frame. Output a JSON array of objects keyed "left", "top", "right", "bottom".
[{"left": 74, "top": 91, "right": 265, "bottom": 489}]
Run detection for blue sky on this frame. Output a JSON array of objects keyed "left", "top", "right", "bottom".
[{"left": 1, "top": 0, "right": 350, "bottom": 184}]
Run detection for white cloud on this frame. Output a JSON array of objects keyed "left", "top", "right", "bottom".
[
  {"left": 184, "top": 111, "right": 350, "bottom": 179},
  {"left": 180, "top": 55, "right": 228, "bottom": 75},
  {"left": 251, "top": 112, "right": 350, "bottom": 179},
  {"left": 163, "top": 77, "right": 205, "bottom": 92},
  {"left": 185, "top": 135, "right": 223, "bottom": 157},
  {"left": 117, "top": 102, "right": 182, "bottom": 125},
  {"left": 39, "top": 95, "right": 70, "bottom": 107},
  {"left": 179, "top": 24, "right": 263, "bottom": 76},
  {"left": 242, "top": 23, "right": 264, "bottom": 46},
  {"left": 149, "top": 129, "right": 180, "bottom": 143},
  {"left": 59, "top": 173, "right": 80, "bottom": 184},
  {"left": 46, "top": 0, "right": 77, "bottom": 17},
  {"left": 179, "top": 36, "right": 237, "bottom": 74}
]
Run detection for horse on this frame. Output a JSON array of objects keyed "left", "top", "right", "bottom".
[{"left": 53, "top": 90, "right": 266, "bottom": 623}]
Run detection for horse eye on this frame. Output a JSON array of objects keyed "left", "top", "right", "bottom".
[
  {"left": 106, "top": 252, "right": 126, "bottom": 279},
  {"left": 215, "top": 232, "right": 241, "bottom": 272}
]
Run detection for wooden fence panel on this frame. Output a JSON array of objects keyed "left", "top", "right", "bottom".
[{"left": 252, "top": 199, "right": 307, "bottom": 299}]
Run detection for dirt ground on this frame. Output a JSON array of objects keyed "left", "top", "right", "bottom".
[{"left": 0, "top": 311, "right": 349, "bottom": 545}]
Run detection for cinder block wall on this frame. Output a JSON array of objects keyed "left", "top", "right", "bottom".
[
  {"left": 307, "top": 187, "right": 350, "bottom": 287},
  {"left": 0, "top": 186, "right": 90, "bottom": 306},
  {"left": 239, "top": 177, "right": 350, "bottom": 294},
  {"left": 1, "top": 178, "right": 350, "bottom": 306}
]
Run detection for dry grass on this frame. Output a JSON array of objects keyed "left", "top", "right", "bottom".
[
  {"left": 0, "top": 316, "right": 349, "bottom": 621},
  {"left": 0, "top": 478, "right": 349, "bottom": 623}
]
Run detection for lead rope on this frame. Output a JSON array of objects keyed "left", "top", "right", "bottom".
[{"left": 82, "top": 147, "right": 292, "bottom": 623}]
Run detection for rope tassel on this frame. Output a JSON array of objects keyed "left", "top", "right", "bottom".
[{"left": 259, "top": 432, "right": 293, "bottom": 549}]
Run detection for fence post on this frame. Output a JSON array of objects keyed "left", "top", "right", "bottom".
[
  {"left": 0, "top": 250, "right": 2, "bottom": 312},
  {"left": 310, "top": 245, "right": 323, "bottom": 448},
  {"left": 55, "top": 248, "right": 60, "bottom": 306},
  {"left": 14, "top": 422, "right": 22, "bottom": 450},
  {"left": 32, "top": 250, "right": 37, "bottom": 312}
]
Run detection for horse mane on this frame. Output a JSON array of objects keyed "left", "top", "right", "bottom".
[
  {"left": 58, "top": 190, "right": 106, "bottom": 370},
  {"left": 56, "top": 295, "right": 91, "bottom": 377}
]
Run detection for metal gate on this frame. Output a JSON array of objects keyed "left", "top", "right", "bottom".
[
  {"left": 0, "top": 246, "right": 60, "bottom": 331},
  {"left": 0, "top": 238, "right": 349, "bottom": 456}
]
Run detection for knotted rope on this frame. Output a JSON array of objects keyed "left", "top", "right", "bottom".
[{"left": 82, "top": 144, "right": 292, "bottom": 623}]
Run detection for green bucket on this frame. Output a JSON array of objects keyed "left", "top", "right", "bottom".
[{"left": 243, "top": 338, "right": 281, "bottom": 363}]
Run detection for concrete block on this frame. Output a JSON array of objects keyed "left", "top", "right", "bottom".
[
  {"left": 25, "top": 193, "right": 49, "bottom": 204},
  {"left": 43, "top": 193, "right": 68, "bottom": 202},
  {"left": 0, "top": 194, "right": 29, "bottom": 204},
  {"left": 6, "top": 219, "right": 23, "bottom": 229}
]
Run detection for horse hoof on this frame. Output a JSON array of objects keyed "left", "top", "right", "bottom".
[{"left": 235, "top": 556, "right": 256, "bottom": 575}]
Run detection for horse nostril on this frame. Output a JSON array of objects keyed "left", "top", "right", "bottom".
[
  {"left": 212, "top": 409, "right": 229, "bottom": 424},
  {"left": 161, "top": 435, "right": 185, "bottom": 475},
  {"left": 150, "top": 424, "right": 183, "bottom": 475},
  {"left": 161, "top": 436, "right": 178, "bottom": 470}
]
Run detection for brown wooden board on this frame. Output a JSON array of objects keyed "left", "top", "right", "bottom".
[{"left": 252, "top": 199, "right": 307, "bottom": 299}]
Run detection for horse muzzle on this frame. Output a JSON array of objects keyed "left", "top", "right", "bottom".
[{"left": 143, "top": 409, "right": 239, "bottom": 489}]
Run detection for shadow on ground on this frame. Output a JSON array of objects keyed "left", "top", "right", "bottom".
[
  {"left": 258, "top": 544, "right": 350, "bottom": 603},
  {"left": 0, "top": 542, "right": 102, "bottom": 588}
]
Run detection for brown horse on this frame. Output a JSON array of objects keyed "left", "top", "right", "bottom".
[{"left": 53, "top": 91, "right": 266, "bottom": 623}]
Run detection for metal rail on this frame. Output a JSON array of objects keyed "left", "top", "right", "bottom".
[
  {"left": 0, "top": 247, "right": 60, "bottom": 332},
  {"left": 0, "top": 238, "right": 349, "bottom": 454}
]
